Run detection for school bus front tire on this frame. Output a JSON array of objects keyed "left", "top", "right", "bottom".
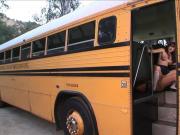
[{"left": 61, "top": 97, "right": 96, "bottom": 135}]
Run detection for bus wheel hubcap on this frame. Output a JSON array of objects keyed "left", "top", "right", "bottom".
[{"left": 66, "top": 111, "right": 84, "bottom": 135}]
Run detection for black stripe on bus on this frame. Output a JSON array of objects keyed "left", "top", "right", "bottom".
[
  {"left": 0, "top": 72, "right": 130, "bottom": 77},
  {"left": 0, "top": 66, "right": 130, "bottom": 73},
  {"left": 178, "top": 63, "right": 180, "bottom": 68},
  {"left": 0, "top": 41, "right": 130, "bottom": 65},
  {"left": 178, "top": 71, "right": 180, "bottom": 76}
]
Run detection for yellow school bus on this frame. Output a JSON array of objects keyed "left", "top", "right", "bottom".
[{"left": 0, "top": 0, "right": 179, "bottom": 135}]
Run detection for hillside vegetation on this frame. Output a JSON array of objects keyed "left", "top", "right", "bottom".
[{"left": 0, "top": 13, "right": 40, "bottom": 45}]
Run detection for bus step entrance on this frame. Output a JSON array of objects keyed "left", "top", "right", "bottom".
[{"left": 152, "top": 91, "right": 177, "bottom": 135}]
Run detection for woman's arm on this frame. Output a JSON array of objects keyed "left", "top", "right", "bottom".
[{"left": 148, "top": 48, "right": 165, "bottom": 53}]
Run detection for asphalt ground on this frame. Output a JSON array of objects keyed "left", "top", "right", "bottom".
[{"left": 0, "top": 107, "right": 64, "bottom": 135}]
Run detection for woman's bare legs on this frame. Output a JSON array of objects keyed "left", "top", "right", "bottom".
[
  {"left": 156, "top": 70, "right": 176, "bottom": 91},
  {"left": 136, "top": 66, "right": 160, "bottom": 92},
  {"left": 136, "top": 67, "right": 176, "bottom": 92},
  {"left": 153, "top": 66, "right": 161, "bottom": 91}
]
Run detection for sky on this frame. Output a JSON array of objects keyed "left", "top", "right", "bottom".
[{"left": 2, "top": 0, "right": 93, "bottom": 22}]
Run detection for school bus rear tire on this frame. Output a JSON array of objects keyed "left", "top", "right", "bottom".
[{"left": 62, "top": 97, "right": 95, "bottom": 135}]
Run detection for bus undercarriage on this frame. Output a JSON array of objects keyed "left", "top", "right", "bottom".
[{"left": 132, "top": 1, "right": 178, "bottom": 135}]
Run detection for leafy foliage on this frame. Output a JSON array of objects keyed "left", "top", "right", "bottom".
[
  {"left": 33, "top": 0, "right": 79, "bottom": 23},
  {"left": 0, "top": 20, "right": 15, "bottom": 44},
  {"left": 0, "top": 1, "right": 40, "bottom": 45},
  {"left": 18, "top": 21, "right": 40, "bottom": 34},
  {"left": 0, "top": 13, "right": 40, "bottom": 44},
  {"left": 0, "top": 0, "right": 8, "bottom": 11}
]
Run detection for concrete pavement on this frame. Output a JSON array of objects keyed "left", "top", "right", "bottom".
[{"left": 0, "top": 107, "right": 64, "bottom": 135}]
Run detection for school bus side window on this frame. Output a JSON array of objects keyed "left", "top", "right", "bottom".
[
  {"left": 47, "top": 31, "right": 66, "bottom": 55},
  {"left": 0, "top": 52, "right": 4, "bottom": 64},
  {"left": 32, "top": 38, "right": 46, "bottom": 57},
  {"left": 5, "top": 50, "right": 11, "bottom": 63},
  {"left": 21, "top": 43, "right": 31, "bottom": 60},
  {"left": 12, "top": 47, "right": 20, "bottom": 62},
  {"left": 68, "top": 21, "right": 95, "bottom": 51},
  {"left": 98, "top": 16, "right": 117, "bottom": 45}
]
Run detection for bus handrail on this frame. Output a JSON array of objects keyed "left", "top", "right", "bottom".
[{"left": 133, "top": 45, "right": 148, "bottom": 87}]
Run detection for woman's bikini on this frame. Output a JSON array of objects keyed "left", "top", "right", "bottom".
[{"left": 157, "top": 50, "right": 172, "bottom": 75}]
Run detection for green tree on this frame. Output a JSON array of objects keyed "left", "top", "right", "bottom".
[
  {"left": 0, "top": 20, "right": 16, "bottom": 44},
  {"left": 0, "top": 0, "right": 8, "bottom": 11},
  {"left": 20, "top": 21, "right": 40, "bottom": 34},
  {"left": 34, "top": 0, "right": 79, "bottom": 23},
  {"left": 0, "top": 0, "right": 39, "bottom": 45},
  {"left": 0, "top": 13, "right": 40, "bottom": 44}
]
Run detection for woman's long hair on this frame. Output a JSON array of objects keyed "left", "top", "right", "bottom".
[{"left": 164, "top": 42, "right": 176, "bottom": 53}]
